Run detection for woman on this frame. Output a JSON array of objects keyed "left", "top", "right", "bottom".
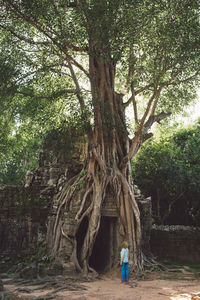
[{"left": 120, "top": 241, "right": 129, "bottom": 283}]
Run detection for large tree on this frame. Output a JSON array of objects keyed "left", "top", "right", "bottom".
[{"left": 0, "top": 0, "right": 200, "bottom": 273}]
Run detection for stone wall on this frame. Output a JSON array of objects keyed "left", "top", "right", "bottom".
[
  {"left": 0, "top": 185, "right": 46, "bottom": 255},
  {"left": 0, "top": 128, "right": 89, "bottom": 254},
  {"left": 138, "top": 197, "right": 152, "bottom": 255},
  {"left": 150, "top": 225, "right": 200, "bottom": 263}
]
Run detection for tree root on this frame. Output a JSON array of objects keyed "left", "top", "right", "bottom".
[
  {"left": 48, "top": 151, "right": 144, "bottom": 274},
  {"left": 143, "top": 254, "right": 168, "bottom": 273},
  {"left": 10, "top": 275, "right": 89, "bottom": 300}
]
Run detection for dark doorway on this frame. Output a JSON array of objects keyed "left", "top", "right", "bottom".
[
  {"left": 89, "top": 216, "right": 118, "bottom": 272},
  {"left": 76, "top": 216, "right": 89, "bottom": 266}
]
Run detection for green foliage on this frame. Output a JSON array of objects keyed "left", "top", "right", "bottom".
[
  {"left": 0, "top": 96, "right": 90, "bottom": 184},
  {"left": 160, "top": 258, "right": 200, "bottom": 273},
  {"left": 0, "top": 0, "right": 199, "bottom": 121},
  {"left": 25, "top": 246, "right": 49, "bottom": 265},
  {"left": 0, "top": 0, "right": 199, "bottom": 184},
  {"left": 132, "top": 124, "right": 200, "bottom": 225},
  {"left": 0, "top": 121, "right": 42, "bottom": 184},
  {"left": 79, "top": 169, "right": 87, "bottom": 177}
]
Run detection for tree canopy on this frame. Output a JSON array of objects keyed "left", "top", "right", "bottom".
[{"left": 0, "top": 0, "right": 200, "bottom": 138}]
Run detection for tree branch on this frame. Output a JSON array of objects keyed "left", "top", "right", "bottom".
[
  {"left": 137, "top": 87, "right": 158, "bottom": 133},
  {"left": 120, "top": 111, "right": 171, "bottom": 169},
  {"left": 67, "top": 61, "right": 85, "bottom": 111},
  {"left": 123, "top": 84, "right": 153, "bottom": 108},
  {"left": 143, "top": 112, "right": 171, "bottom": 133},
  {"left": 64, "top": 53, "right": 89, "bottom": 78},
  {"left": 120, "top": 88, "right": 159, "bottom": 168}
]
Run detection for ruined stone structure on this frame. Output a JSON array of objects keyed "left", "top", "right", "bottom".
[
  {"left": 0, "top": 185, "right": 47, "bottom": 256},
  {"left": 151, "top": 225, "right": 200, "bottom": 263},
  {"left": 1, "top": 128, "right": 200, "bottom": 271},
  {"left": 0, "top": 128, "right": 151, "bottom": 273}
]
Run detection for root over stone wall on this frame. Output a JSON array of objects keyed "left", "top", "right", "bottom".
[{"left": 0, "top": 128, "right": 152, "bottom": 273}]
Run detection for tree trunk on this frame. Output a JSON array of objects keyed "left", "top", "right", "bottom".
[{"left": 47, "top": 53, "right": 143, "bottom": 275}]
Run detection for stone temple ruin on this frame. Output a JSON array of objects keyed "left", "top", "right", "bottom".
[
  {"left": 1, "top": 127, "right": 200, "bottom": 274},
  {"left": 0, "top": 127, "right": 152, "bottom": 274}
]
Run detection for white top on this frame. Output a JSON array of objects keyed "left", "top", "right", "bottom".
[{"left": 120, "top": 248, "right": 129, "bottom": 263}]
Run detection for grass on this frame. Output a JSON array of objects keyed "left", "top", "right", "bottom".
[{"left": 158, "top": 258, "right": 200, "bottom": 275}]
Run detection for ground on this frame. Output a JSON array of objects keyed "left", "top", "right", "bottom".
[
  {"left": 76, "top": 276, "right": 200, "bottom": 300},
  {"left": 2, "top": 270, "right": 200, "bottom": 300}
]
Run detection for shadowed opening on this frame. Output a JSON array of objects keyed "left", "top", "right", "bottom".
[
  {"left": 89, "top": 216, "right": 118, "bottom": 273},
  {"left": 76, "top": 216, "right": 89, "bottom": 266}
]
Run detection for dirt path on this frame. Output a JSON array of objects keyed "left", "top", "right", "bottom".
[
  {"left": 74, "top": 276, "right": 200, "bottom": 300},
  {"left": 2, "top": 274, "right": 200, "bottom": 300},
  {"left": 52, "top": 276, "right": 200, "bottom": 300}
]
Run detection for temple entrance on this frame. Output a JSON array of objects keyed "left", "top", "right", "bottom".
[
  {"left": 89, "top": 216, "right": 118, "bottom": 273},
  {"left": 76, "top": 216, "right": 89, "bottom": 266}
]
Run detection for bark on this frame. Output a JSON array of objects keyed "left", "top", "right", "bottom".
[{"left": 47, "top": 52, "right": 143, "bottom": 275}]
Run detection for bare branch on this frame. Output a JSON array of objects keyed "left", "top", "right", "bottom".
[
  {"left": 64, "top": 52, "right": 89, "bottom": 78},
  {"left": 120, "top": 88, "right": 159, "bottom": 168},
  {"left": 144, "top": 112, "right": 171, "bottom": 133},
  {"left": 67, "top": 61, "right": 85, "bottom": 111},
  {"left": 134, "top": 84, "right": 154, "bottom": 96},
  {"left": 149, "top": 86, "right": 162, "bottom": 117},
  {"left": 124, "top": 84, "right": 153, "bottom": 108},
  {"left": 137, "top": 87, "right": 158, "bottom": 133}
]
